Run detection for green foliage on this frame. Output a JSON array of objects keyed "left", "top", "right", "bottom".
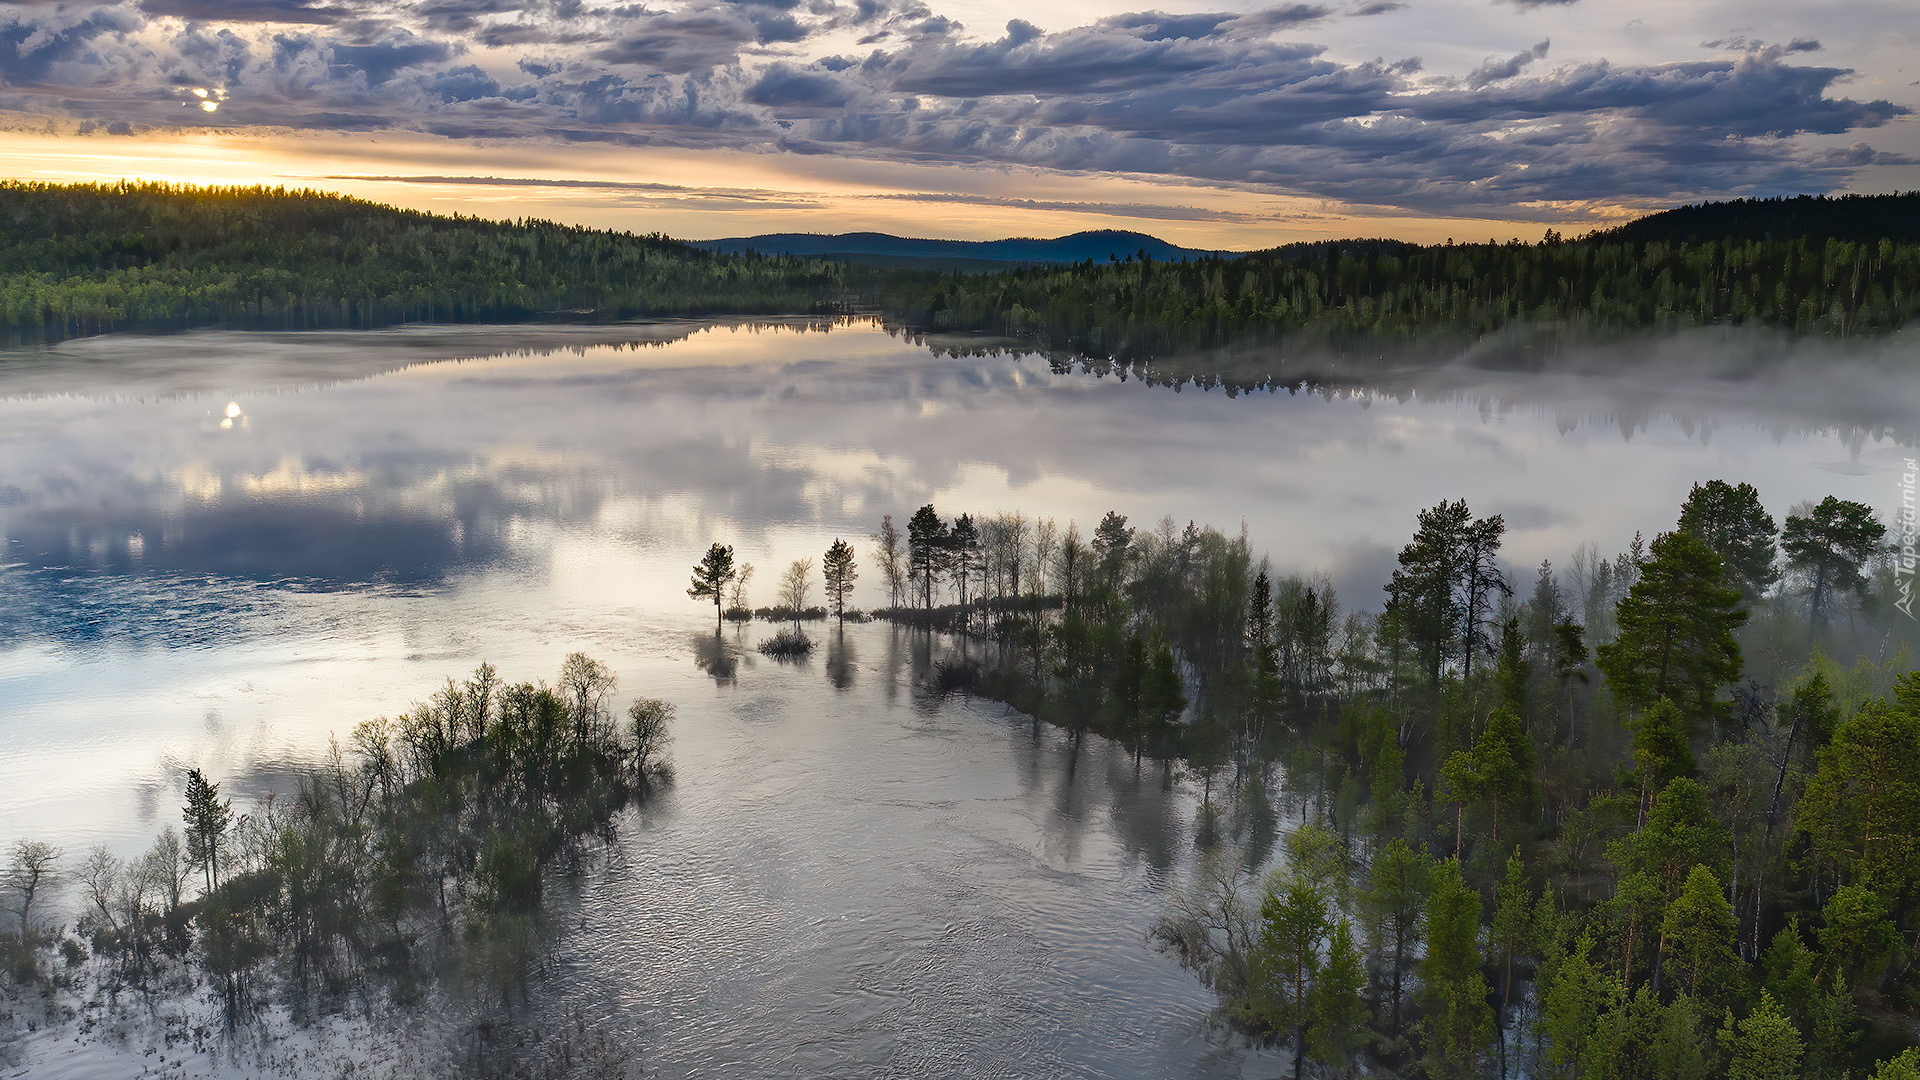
[
  {"left": 823, "top": 538, "right": 859, "bottom": 623},
  {"left": 1628, "top": 698, "right": 1696, "bottom": 805},
  {"left": 688, "top": 542, "right": 738, "bottom": 625},
  {"left": 1309, "top": 917, "right": 1372, "bottom": 1077},
  {"left": 1719, "top": 993, "right": 1806, "bottom": 1080},
  {"left": 0, "top": 182, "right": 847, "bottom": 340},
  {"left": 1797, "top": 697, "right": 1920, "bottom": 901},
  {"left": 1874, "top": 1049, "right": 1920, "bottom": 1080},
  {"left": 1783, "top": 497, "right": 1889, "bottom": 629},
  {"left": 1538, "top": 936, "right": 1621, "bottom": 1079},
  {"left": 1677, "top": 480, "right": 1779, "bottom": 603},
  {"left": 1659, "top": 864, "right": 1739, "bottom": 1004},
  {"left": 1597, "top": 530, "right": 1747, "bottom": 734},
  {"left": 1419, "top": 858, "right": 1492, "bottom": 1078},
  {"left": 1361, "top": 838, "right": 1430, "bottom": 1032},
  {"left": 1817, "top": 885, "right": 1899, "bottom": 989},
  {"left": 1610, "top": 778, "right": 1733, "bottom": 900}
]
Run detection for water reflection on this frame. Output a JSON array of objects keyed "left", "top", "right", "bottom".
[
  {"left": 691, "top": 630, "right": 743, "bottom": 684},
  {"left": 1, "top": 319, "right": 1917, "bottom": 1075},
  {"left": 825, "top": 627, "right": 856, "bottom": 690}
]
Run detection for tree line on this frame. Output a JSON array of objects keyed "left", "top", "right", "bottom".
[
  {"left": 0, "top": 182, "right": 852, "bottom": 341},
  {"left": 850, "top": 480, "right": 1915, "bottom": 1079},
  {"left": 2, "top": 655, "right": 673, "bottom": 1030},
  {"left": 5, "top": 185, "right": 1918, "bottom": 355}
]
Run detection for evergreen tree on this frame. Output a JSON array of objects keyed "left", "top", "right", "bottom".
[
  {"left": 182, "top": 767, "right": 232, "bottom": 895},
  {"left": 1676, "top": 480, "right": 1778, "bottom": 602},
  {"left": 1361, "top": 838, "right": 1430, "bottom": 1032},
  {"left": 1249, "top": 875, "right": 1330, "bottom": 1080},
  {"left": 1309, "top": 916, "right": 1372, "bottom": 1078},
  {"left": 1490, "top": 849, "right": 1536, "bottom": 1017},
  {"left": 1797, "top": 698, "right": 1920, "bottom": 901},
  {"left": 1649, "top": 995, "right": 1715, "bottom": 1080},
  {"left": 1628, "top": 698, "right": 1696, "bottom": 817},
  {"left": 1385, "top": 499, "right": 1471, "bottom": 693},
  {"left": 907, "top": 504, "right": 949, "bottom": 610},
  {"left": 1872, "top": 1049, "right": 1920, "bottom": 1080},
  {"left": 1419, "top": 858, "right": 1493, "bottom": 1078},
  {"left": 687, "top": 542, "right": 738, "bottom": 629},
  {"left": 1659, "top": 864, "right": 1739, "bottom": 1004},
  {"left": 1719, "top": 993, "right": 1805, "bottom": 1080},
  {"left": 1610, "top": 777, "right": 1732, "bottom": 902},
  {"left": 1782, "top": 496, "right": 1887, "bottom": 630},
  {"left": 822, "top": 538, "right": 858, "bottom": 624},
  {"left": 1596, "top": 530, "right": 1746, "bottom": 734},
  {"left": 1537, "top": 936, "right": 1620, "bottom": 1079}
]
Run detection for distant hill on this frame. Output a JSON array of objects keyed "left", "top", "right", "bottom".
[
  {"left": 694, "top": 229, "right": 1217, "bottom": 268},
  {"left": 1595, "top": 191, "right": 1920, "bottom": 244}
]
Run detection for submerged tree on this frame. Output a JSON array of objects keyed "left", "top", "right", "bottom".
[
  {"left": 688, "top": 542, "right": 738, "bottom": 629},
  {"left": 780, "top": 557, "right": 814, "bottom": 629},
  {"left": 823, "top": 538, "right": 858, "bottom": 624}
]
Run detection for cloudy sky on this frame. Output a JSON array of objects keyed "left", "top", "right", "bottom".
[{"left": 1, "top": 0, "right": 1915, "bottom": 245}]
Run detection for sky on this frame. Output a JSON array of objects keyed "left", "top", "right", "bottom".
[{"left": 0, "top": 0, "right": 1916, "bottom": 246}]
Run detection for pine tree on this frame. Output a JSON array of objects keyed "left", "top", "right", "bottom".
[
  {"left": 822, "top": 538, "right": 858, "bottom": 625},
  {"left": 1628, "top": 697, "right": 1695, "bottom": 818},
  {"left": 1782, "top": 496, "right": 1887, "bottom": 630},
  {"left": 1537, "top": 936, "right": 1620, "bottom": 1079},
  {"left": 1596, "top": 530, "right": 1746, "bottom": 735},
  {"left": 1361, "top": 838, "right": 1429, "bottom": 1032},
  {"left": 182, "top": 767, "right": 233, "bottom": 895},
  {"left": 1797, "top": 699, "right": 1920, "bottom": 901},
  {"left": 687, "top": 542, "right": 737, "bottom": 629},
  {"left": 1676, "top": 480, "right": 1778, "bottom": 602},
  {"left": 1719, "top": 993, "right": 1804, "bottom": 1080},
  {"left": 1248, "top": 875, "right": 1330, "bottom": 1080},
  {"left": 1420, "top": 858, "right": 1492, "bottom": 1078},
  {"left": 1659, "top": 864, "right": 1739, "bottom": 1003},
  {"left": 1308, "top": 916, "right": 1371, "bottom": 1078}
]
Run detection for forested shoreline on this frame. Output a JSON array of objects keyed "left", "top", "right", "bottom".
[
  {"left": 1, "top": 655, "right": 673, "bottom": 1075},
  {"left": 3, "top": 183, "right": 1918, "bottom": 355},
  {"left": 836, "top": 479, "right": 1920, "bottom": 1079}
]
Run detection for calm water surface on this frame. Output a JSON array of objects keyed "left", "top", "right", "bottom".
[{"left": 0, "top": 319, "right": 1914, "bottom": 1076}]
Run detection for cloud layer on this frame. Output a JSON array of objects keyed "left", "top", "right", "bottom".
[{"left": 0, "top": 0, "right": 1909, "bottom": 217}]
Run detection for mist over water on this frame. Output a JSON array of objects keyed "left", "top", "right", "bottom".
[{"left": 0, "top": 319, "right": 1913, "bottom": 1076}]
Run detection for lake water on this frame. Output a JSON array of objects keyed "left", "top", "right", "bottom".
[{"left": 1, "top": 318, "right": 1915, "bottom": 1077}]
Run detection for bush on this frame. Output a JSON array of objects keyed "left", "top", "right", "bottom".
[{"left": 758, "top": 628, "right": 815, "bottom": 657}]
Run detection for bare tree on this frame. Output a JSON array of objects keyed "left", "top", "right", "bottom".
[
  {"left": 8, "top": 839, "right": 62, "bottom": 940},
  {"left": 781, "top": 558, "right": 814, "bottom": 629}
]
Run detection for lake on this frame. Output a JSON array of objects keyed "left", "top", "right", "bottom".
[{"left": 0, "top": 318, "right": 1914, "bottom": 1077}]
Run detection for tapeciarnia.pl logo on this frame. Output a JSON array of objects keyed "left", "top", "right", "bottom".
[{"left": 1898, "top": 457, "right": 1917, "bottom": 620}]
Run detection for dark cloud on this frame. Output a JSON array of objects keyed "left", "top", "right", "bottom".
[
  {"left": 0, "top": 0, "right": 1904, "bottom": 220},
  {"left": 859, "top": 191, "right": 1273, "bottom": 222},
  {"left": 1465, "top": 39, "right": 1548, "bottom": 88},
  {"left": 139, "top": 0, "right": 352, "bottom": 25},
  {"left": 1351, "top": 1, "right": 1405, "bottom": 14},
  {"left": 1701, "top": 35, "right": 1822, "bottom": 55}
]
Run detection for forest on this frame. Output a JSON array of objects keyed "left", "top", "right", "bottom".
[
  {"left": 841, "top": 480, "right": 1920, "bottom": 1079},
  {"left": 3, "top": 184, "right": 1918, "bottom": 356},
  {"left": 1, "top": 655, "right": 673, "bottom": 1071},
  {"left": 0, "top": 182, "right": 850, "bottom": 341}
]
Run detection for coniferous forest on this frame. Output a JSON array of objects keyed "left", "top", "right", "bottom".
[
  {"left": 4, "top": 183, "right": 1920, "bottom": 356},
  {"left": 5, "top": 178, "right": 1920, "bottom": 1078},
  {"left": 847, "top": 479, "right": 1920, "bottom": 1080}
]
